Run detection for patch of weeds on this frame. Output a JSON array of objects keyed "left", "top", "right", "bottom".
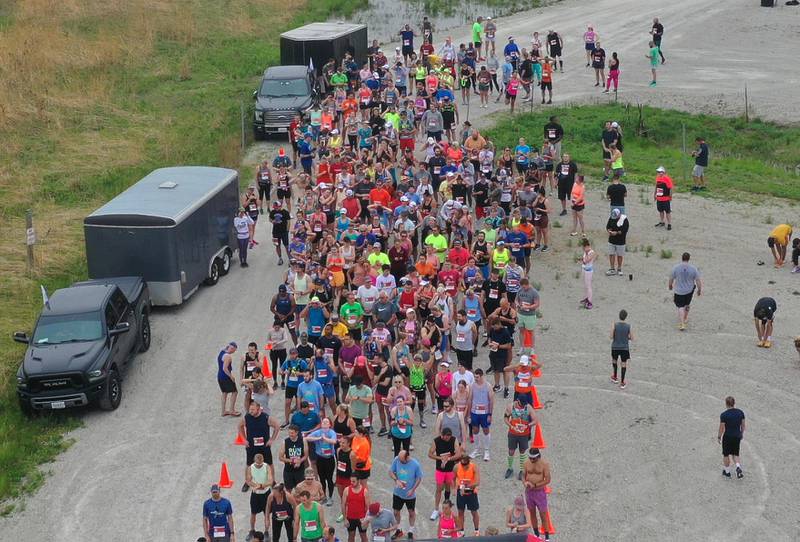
[
  {"left": 552, "top": 220, "right": 562, "bottom": 228},
  {"left": 660, "top": 249, "right": 673, "bottom": 259},
  {"left": 554, "top": 272, "right": 561, "bottom": 281},
  {"left": 573, "top": 271, "right": 581, "bottom": 279},
  {"left": 532, "top": 280, "right": 542, "bottom": 290},
  {"left": 566, "top": 238, "right": 573, "bottom": 247},
  {"left": 763, "top": 215, "right": 773, "bottom": 225}
]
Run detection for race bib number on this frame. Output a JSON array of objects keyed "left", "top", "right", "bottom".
[
  {"left": 338, "top": 461, "right": 348, "bottom": 472},
  {"left": 467, "top": 309, "right": 477, "bottom": 318},
  {"left": 433, "top": 167, "right": 441, "bottom": 174},
  {"left": 489, "top": 289, "right": 498, "bottom": 299},
  {"left": 561, "top": 165, "right": 570, "bottom": 176},
  {"left": 456, "top": 332, "right": 466, "bottom": 343},
  {"left": 398, "top": 424, "right": 408, "bottom": 434},
  {"left": 276, "top": 510, "right": 289, "bottom": 521},
  {"left": 474, "top": 404, "right": 487, "bottom": 414},
  {"left": 324, "top": 348, "right": 334, "bottom": 358},
  {"left": 304, "top": 520, "right": 318, "bottom": 531},
  {"left": 253, "top": 436, "right": 265, "bottom": 446},
  {"left": 656, "top": 187, "right": 664, "bottom": 197},
  {"left": 403, "top": 39, "right": 410, "bottom": 46},
  {"left": 247, "top": 362, "right": 257, "bottom": 372},
  {"left": 312, "top": 326, "right": 322, "bottom": 334},
  {"left": 548, "top": 129, "right": 556, "bottom": 139},
  {"left": 213, "top": 526, "right": 227, "bottom": 538},
  {"left": 348, "top": 315, "right": 358, "bottom": 325},
  {"left": 317, "top": 368, "right": 328, "bottom": 378},
  {"left": 514, "top": 423, "right": 527, "bottom": 433}
]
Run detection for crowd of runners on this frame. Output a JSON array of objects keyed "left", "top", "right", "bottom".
[{"left": 200, "top": 13, "right": 776, "bottom": 542}]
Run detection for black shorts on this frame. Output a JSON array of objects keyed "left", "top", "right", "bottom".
[
  {"left": 550, "top": 48, "right": 562, "bottom": 57},
  {"left": 673, "top": 289, "right": 695, "bottom": 308},
  {"left": 285, "top": 386, "right": 299, "bottom": 399},
  {"left": 572, "top": 204, "right": 585, "bottom": 212},
  {"left": 722, "top": 435, "right": 741, "bottom": 456},
  {"left": 412, "top": 388, "right": 427, "bottom": 403},
  {"left": 766, "top": 237, "right": 776, "bottom": 248},
  {"left": 456, "top": 491, "right": 479, "bottom": 511},
  {"left": 611, "top": 349, "right": 630, "bottom": 362},
  {"left": 505, "top": 91, "right": 516, "bottom": 101},
  {"left": 474, "top": 41, "right": 482, "bottom": 48},
  {"left": 489, "top": 354, "right": 507, "bottom": 372},
  {"left": 258, "top": 183, "right": 271, "bottom": 200},
  {"left": 247, "top": 446, "right": 274, "bottom": 466},
  {"left": 347, "top": 518, "right": 367, "bottom": 532},
  {"left": 592, "top": 62, "right": 605, "bottom": 70},
  {"left": 540, "top": 81, "right": 552, "bottom": 90},
  {"left": 656, "top": 200, "right": 671, "bottom": 214},
  {"left": 354, "top": 468, "right": 370, "bottom": 480},
  {"left": 283, "top": 468, "right": 305, "bottom": 490},
  {"left": 393, "top": 494, "right": 416, "bottom": 511},
  {"left": 250, "top": 490, "right": 270, "bottom": 514},
  {"left": 557, "top": 180, "right": 574, "bottom": 201},
  {"left": 218, "top": 377, "right": 237, "bottom": 394},
  {"left": 273, "top": 231, "right": 289, "bottom": 247},
  {"left": 402, "top": 46, "right": 414, "bottom": 56},
  {"left": 276, "top": 188, "right": 291, "bottom": 200},
  {"left": 602, "top": 150, "right": 611, "bottom": 160}
]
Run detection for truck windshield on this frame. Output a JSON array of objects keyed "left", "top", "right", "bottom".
[
  {"left": 32, "top": 312, "right": 104, "bottom": 345},
  {"left": 259, "top": 78, "right": 309, "bottom": 98}
]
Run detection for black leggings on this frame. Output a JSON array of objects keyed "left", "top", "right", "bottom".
[
  {"left": 272, "top": 518, "right": 294, "bottom": 542},
  {"left": 491, "top": 73, "right": 500, "bottom": 91},
  {"left": 270, "top": 349, "right": 287, "bottom": 380},
  {"left": 317, "top": 455, "right": 336, "bottom": 497},
  {"left": 392, "top": 436, "right": 411, "bottom": 456}
]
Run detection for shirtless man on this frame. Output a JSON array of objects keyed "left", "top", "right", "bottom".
[{"left": 523, "top": 448, "right": 552, "bottom": 541}]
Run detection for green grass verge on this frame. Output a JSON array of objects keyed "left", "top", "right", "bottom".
[
  {"left": 0, "top": 0, "right": 365, "bottom": 507},
  {"left": 484, "top": 103, "right": 800, "bottom": 202}
]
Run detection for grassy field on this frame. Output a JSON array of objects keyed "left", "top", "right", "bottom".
[
  {"left": 0, "top": 0, "right": 365, "bottom": 507},
  {"left": 484, "top": 104, "right": 800, "bottom": 201}
]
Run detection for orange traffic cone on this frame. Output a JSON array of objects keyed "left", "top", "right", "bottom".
[
  {"left": 264, "top": 342, "right": 273, "bottom": 351},
  {"left": 218, "top": 462, "right": 234, "bottom": 488},
  {"left": 262, "top": 360, "right": 273, "bottom": 379},
  {"left": 234, "top": 432, "right": 246, "bottom": 446},
  {"left": 522, "top": 328, "right": 534, "bottom": 349},
  {"left": 531, "top": 385, "right": 543, "bottom": 409},
  {"left": 542, "top": 510, "right": 557, "bottom": 534},
  {"left": 532, "top": 423, "right": 547, "bottom": 449}
]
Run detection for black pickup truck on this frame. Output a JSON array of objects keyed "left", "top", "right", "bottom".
[{"left": 14, "top": 277, "right": 151, "bottom": 413}]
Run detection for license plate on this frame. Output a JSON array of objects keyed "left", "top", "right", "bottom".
[
  {"left": 278, "top": 127, "right": 287, "bottom": 133},
  {"left": 51, "top": 401, "right": 66, "bottom": 409}
]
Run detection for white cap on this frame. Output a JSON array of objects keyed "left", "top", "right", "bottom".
[
  {"left": 656, "top": 166, "right": 666, "bottom": 173},
  {"left": 400, "top": 196, "right": 409, "bottom": 202},
  {"left": 446, "top": 172, "right": 455, "bottom": 177},
  {"left": 330, "top": 128, "right": 339, "bottom": 135},
  {"left": 427, "top": 137, "right": 435, "bottom": 144},
  {"left": 611, "top": 121, "right": 619, "bottom": 128},
  {"left": 440, "top": 360, "right": 451, "bottom": 367},
  {"left": 345, "top": 189, "right": 354, "bottom": 196},
  {"left": 409, "top": 201, "right": 417, "bottom": 207},
  {"left": 520, "top": 355, "right": 530, "bottom": 366}
]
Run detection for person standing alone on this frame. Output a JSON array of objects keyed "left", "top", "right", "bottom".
[
  {"left": 650, "top": 18, "right": 665, "bottom": 64},
  {"left": 669, "top": 252, "right": 702, "bottom": 331},
  {"left": 653, "top": 166, "right": 673, "bottom": 230},
  {"left": 610, "top": 310, "right": 633, "bottom": 389},
  {"left": 718, "top": 396, "right": 745, "bottom": 479},
  {"left": 691, "top": 136, "right": 709, "bottom": 191}
]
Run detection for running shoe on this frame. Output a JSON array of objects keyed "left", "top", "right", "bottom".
[
  {"left": 667, "top": 224, "right": 672, "bottom": 231},
  {"left": 547, "top": 100, "right": 552, "bottom": 104},
  {"left": 430, "top": 509, "right": 440, "bottom": 521},
  {"left": 420, "top": 421, "right": 428, "bottom": 429},
  {"left": 378, "top": 428, "right": 388, "bottom": 437},
  {"left": 541, "top": 245, "right": 549, "bottom": 252},
  {"left": 504, "top": 468, "right": 513, "bottom": 479},
  {"left": 580, "top": 298, "right": 588, "bottom": 304},
  {"left": 469, "top": 448, "right": 480, "bottom": 459},
  {"left": 585, "top": 302, "right": 593, "bottom": 309},
  {"left": 679, "top": 322, "right": 686, "bottom": 331},
  {"left": 649, "top": 81, "right": 657, "bottom": 87},
  {"left": 483, "top": 450, "right": 490, "bottom": 461},
  {"left": 611, "top": 375, "right": 618, "bottom": 383},
  {"left": 722, "top": 469, "right": 731, "bottom": 478},
  {"left": 757, "top": 340, "right": 764, "bottom": 348},
  {"left": 603, "top": 89, "right": 609, "bottom": 94},
  {"left": 280, "top": 382, "right": 286, "bottom": 390},
  {"left": 620, "top": 381, "right": 627, "bottom": 389},
  {"left": 493, "top": 385, "right": 501, "bottom": 393},
  {"left": 259, "top": 208, "right": 264, "bottom": 215},
  {"left": 617, "top": 269, "right": 623, "bottom": 276},
  {"left": 410, "top": 444, "right": 415, "bottom": 451},
  {"left": 517, "top": 471, "right": 523, "bottom": 481},
  {"left": 569, "top": 231, "right": 578, "bottom": 236},
  {"left": 326, "top": 499, "right": 333, "bottom": 507},
  {"left": 792, "top": 266, "right": 800, "bottom": 273},
  {"left": 241, "top": 262, "right": 249, "bottom": 268},
  {"left": 337, "top": 514, "right": 344, "bottom": 523},
  {"left": 503, "top": 387, "right": 510, "bottom": 398},
  {"left": 474, "top": 530, "right": 481, "bottom": 537},
  {"left": 605, "top": 269, "right": 616, "bottom": 276},
  {"left": 559, "top": 210, "right": 567, "bottom": 216},
  {"left": 736, "top": 466, "right": 743, "bottom": 479},
  {"left": 431, "top": 404, "right": 439, "bottom": 415},
  {"left": 278, "top": 258, "right": 284, "bottom": 265},
  {"left": 654, "top": 222, "right": 665, "bottom": 228},
  {"left": 763, "top": 340, "right": 772, "bottom": 348}
]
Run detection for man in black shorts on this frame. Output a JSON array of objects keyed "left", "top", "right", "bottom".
[
  {"left": 269, "top": 201, "right": 291, "bottom": 266},
  {"left": 601, "top": 121, "right": 621, "bottom": 181},
  {"left": 556, "top": 153, "right": 577, "bottom": 216},
  {"left": 545, "top": 30, "right": 563, "bottom": 71},
  {"left": 390, "top": 450, "right": 423, "bottom": 538},
  {"left": 753, "top": 297, "right": 777, "bottom": 348},
  {"left": 488, "top": 317, "right": 513, "bottom": 396},
  {"left": 342, "top": 475, "right": 370, "bottom": 542},
  {"left": 610, "top": 309, "right": 632, "bottom": 389},
  {"left": 650, "top": 18, "right": 665, "bottom": 64},
  {"left": 718, "top": 396, "right": 745, "bottom": 479}
]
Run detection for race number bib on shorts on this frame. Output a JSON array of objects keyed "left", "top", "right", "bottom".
[
  {"left": 253, "top": 437, "right": 265, "bottom": 446},
  {"left": 213, "top": 526, "right": 227, "bottom": 538}
]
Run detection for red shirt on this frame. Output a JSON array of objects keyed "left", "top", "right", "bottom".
[
  {"left": 343, "top": 197, "right": 360, "bottom": 219},
  {"left": 655, "top": 174, "right": 674, "bottom": 202},
  {"left": 438, "top": 270, "right": 461, "bottom": 295},
  {"left": 448, "top": 247, "right": 471, "bottom": 267},
  {"left": 289, "top": 119, "right": 300, "bottom": 142},
  {"left": 369, "top": 187, "right": 391, "bottom": 207},
  {"left": 317, "top": 163, "right": 332, "bottom": 185}
]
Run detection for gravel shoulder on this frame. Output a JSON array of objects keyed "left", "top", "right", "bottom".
[{"left": 4, "top": 0, "right": 800, "bottom": 540}]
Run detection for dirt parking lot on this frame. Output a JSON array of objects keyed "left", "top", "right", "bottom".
[{"left": 3, "top": 0, "right": 800, "bottom": 540}]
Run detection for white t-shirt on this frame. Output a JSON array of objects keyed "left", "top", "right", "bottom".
[
  {"left": 234, "top": 215, "right": 254, "bottom": 239},
  {"left": 357, "top": 284, "right": 380, "bottom": 311},
  {"left": 452, "top": 370, "right": 475, "bottom": 391}
]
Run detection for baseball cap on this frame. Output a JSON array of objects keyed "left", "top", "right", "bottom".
[
  {"left": 400, "top": 196, "right": 409, "bottom": 202},
  {"left": 304, "top": 467, "right": 315, "bottom": 478},
  {"left": 373, "top": 242, "right": 382, "bottom": 248},
  {"left": 228, "top": 341, "right": 238, "bottom": 348},
  {"left": 611, "top": 121, "right": 619, "bottom": 128},
  {"left": 346, "top": 189, "right": 354, "bottom": 196},
  {"left": 210, "top": 484, "right": 221, "bottom": 492},
  {"left": 656, "top": 166, "right": 666, "bottom": 173},
  {"left": 508, "top": 36, "right": 514, "bottom": 40},
  {"left": 409, "top": 202, "right": 417, "bottom": 207},
  {"left": 311, "top": 296, "right": 320, "bottom": 303},
  {"left": 610, "top": 208, "right": 621, "bottom": 219},
  {"left": 368, "top": 502, "right": 381, "bottom": 516},
  {"left": 427, "top": 137, "right": 435, "bottom": 144},
  {"left": 528, "top": 448, "right": 542, "bottom": 459},
  {"left": 340, "top": 208, "right": 348, "bottom": 215},
  {"left": 278, "top": 284, "right": 287, "bottom": 292},
  {"left": 497, "top": 240, "right": 505, "bottom": 246},
  {"left": 520, "top": 355, "right": 530, "bottom": 366},
  {"left": 279, "top": 148, "right": 286, "bottom": 156},
  {"left": 440, "top": 360, "right": 450, "bottom": 367}
]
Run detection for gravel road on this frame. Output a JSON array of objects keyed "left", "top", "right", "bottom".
[{"left": 4, "top": 0, "right": 800, "bottom": 540}]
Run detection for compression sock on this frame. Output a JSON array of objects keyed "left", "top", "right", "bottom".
[
  {"left": 519, "top": 453, "right": 525, "bottom": 470},
  {"left": 612, "top": 363, "right": 618, "bottom": 378},
  {"left": 444, "top": 489, "right": 451, "bottom": 501},
  {"left": 621, "top": 367, "right": 627, "bottom": 382},
  {"left": 484, "top": 433, "right": 491, "bottom": 451},
  {"left": 508, "top": 455, "right": 514, "bottom": 469},
  {"left": 559, "top": 60, "right": 563, "bottom": 70}
]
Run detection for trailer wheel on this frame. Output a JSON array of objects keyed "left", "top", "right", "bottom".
[
  {"left": 219, "top": 250, "right": 232, "bottom": 277},
  {"left": 204, "top": 258, "right": 221, "bottom": 286}
]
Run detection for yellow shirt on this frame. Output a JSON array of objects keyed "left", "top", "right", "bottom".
[
  {"left": 331, "top": 322, "right": 350, "bottom": 338},
  {"left": 770, "top": 224, "right": 792, "bottom": 244}
]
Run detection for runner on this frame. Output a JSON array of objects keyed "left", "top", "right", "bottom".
[
  {"left": 437, "top": 500, "right": 459, "bottom": 538},
  {"left": 294, "top": 490, "right": 326, "bottom": 542},
  {"left": 217, "top": 342, "right": 240, "bottom": 417},
  {"left": 690, "top": 136, "right": 709, "bottom": 191},
  {"left": 267, "top": 484, "right": 297, "bottom": 542},
  {"left": 362, "top": 502, "right": 400, "bottom": 542},
  {"left": 653, "top": 166, "right": 673, "bottom": 230},
  {"left": 606, "top": 168, "right": 626, "bottom": 214},
  {"left": 605, "top": 208, "right": 629, "bottom": 277},
  {"left": 669, "top": 252, "right": 703, "bottom": 331},
  {"left": 341, "top": 475, "right": 370, "bottom": 542},
  {"left": 305, "top": 418, "right": 339, "bottom": 504},
  {"left": 390, "top": 450, "right": 424, "bottom": 539},
  {"left": 539, "top": 57, "right": 554, "bottom": 104},
  {"left": 453, "top": 310, "right": 478, "bottom": 370},
  {"left": 503, "top": 397, "right": 537, "bottom": 480},
  {"left": 505, "top": 496, "right": 532, "bottom": 533},
  {"left": 280, "top": 425, "right": 309, "bottom": 491},
  {"left": 203, "top": 484, "right": 236, "bottom": 542},
  {"left": 428, "top": 426, "right": 463, "bottom": 521},
  {"left": 522, "top": 448, "right": 552, "bottom": 541},
  {"left": 545, "top": 30, "right": 563, "bottom": 71},
  {"left": 646, "top": 40, "right": 659, "bottom": 86},
  {"left": 580, "top": 238, "right": 597, "bottom": 310},
  {"left": 767, "top": 223, "right": 792, "bottom": 268},
  {"left": 454, "top": 455, "right": 481, "bottom": 536},
  {"left": 471, "top": 17, "right": 484, "bottom": 61},
  {"left": 281, "top": 350, "right": 308, "bottom": 425},
  {"left": 650, "top": 17, "right": 666, "bottom": 64},
  {"left": 466, "top": 368, "right": 494, "bottom": 460},
  {"left": 238, "top": 401, "right": 281, "bottom": 492},
  {"left": 235, "top": 207, "right": 254, "bottom": 267},
  {"left": 246, "top": 453, "right": 275, "bottom": 538},
  {"left": 569, "top": 173, "right": 586, "bottom": 237},
  {"left": 591, "top": 41, "right": 606, "bottom": 88},
  {"left": 604, "top": 52, "right": 620, "bottom": 93},
  {"left": 718, "top": 396, "right": 746, "bottom": 479},
  {"left": 610, "top": 309, "right": 633, "bottom": 388},
  {"left": 753, "top": 297, "right": 777, "bottom": 348}
]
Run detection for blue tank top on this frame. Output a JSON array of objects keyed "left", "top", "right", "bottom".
[
  {"left": 390, "top": 408, "right": 413, "bottom": 439},
  {"left": 307, "top": 308, "right": 326, "bottom": 336},
  {"left": 464, "top": 296, "right": 481, "bottom": 322},
  {"left": 275, "top": 295, "right": 292, "bottom": 317},
  {"left": 314, "top": 358, "right": 334, "bottom": 386},
  {"left": 463, "top": 267, "right": 479, "bottom": 287},
  {"left": 336, "top": 217, "right": 350, "bottom": 240},
  {"left": 217, "top": 350, "right": 230, "bottom": 381}
]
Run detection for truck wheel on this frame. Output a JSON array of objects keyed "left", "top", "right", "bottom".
[
  {"left": 204, "top": 258, "right": 221, "bottom": 286},
  {"left": 219, "top": 250, "right": 232, "bottom": 276},
  {"left": 138, "top": 313, "right": 151, "bottom": 353},
  {"left": 98, "top": 370, "right": 122, "bottom": 411},
  {"left": 253, "top": 129, "right": 265, "bottom": 141},
  {"left": 18, "top": 398, "right": 35, "bottom": 417}
]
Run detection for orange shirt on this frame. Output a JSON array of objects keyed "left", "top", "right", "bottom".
[
  {"left": 342, "top": 99, "right": 358, "bottom": 118},
  {"left": 321, "top": 112, "right": 334, "bottom": 132},
  {"left": 369, "top": 187, "right": 391, "bottom": 207},
  {"left": 541, "top": 63, "right": 553, "bottom": 83},
  {"left": 514, "top": 367, "right": 533, "bottom": 393},
  {"left": 518, "top": 222, "right": 535, "bottom": 241},
  {"left": 352, "top": 435, "right": 372, "bottom": 471},
  {"left": 455, "top": 462, "right": 478, "bottom": 494},
  {"left": 571, "top": 183, "right": 585, "bottom": 206}
]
